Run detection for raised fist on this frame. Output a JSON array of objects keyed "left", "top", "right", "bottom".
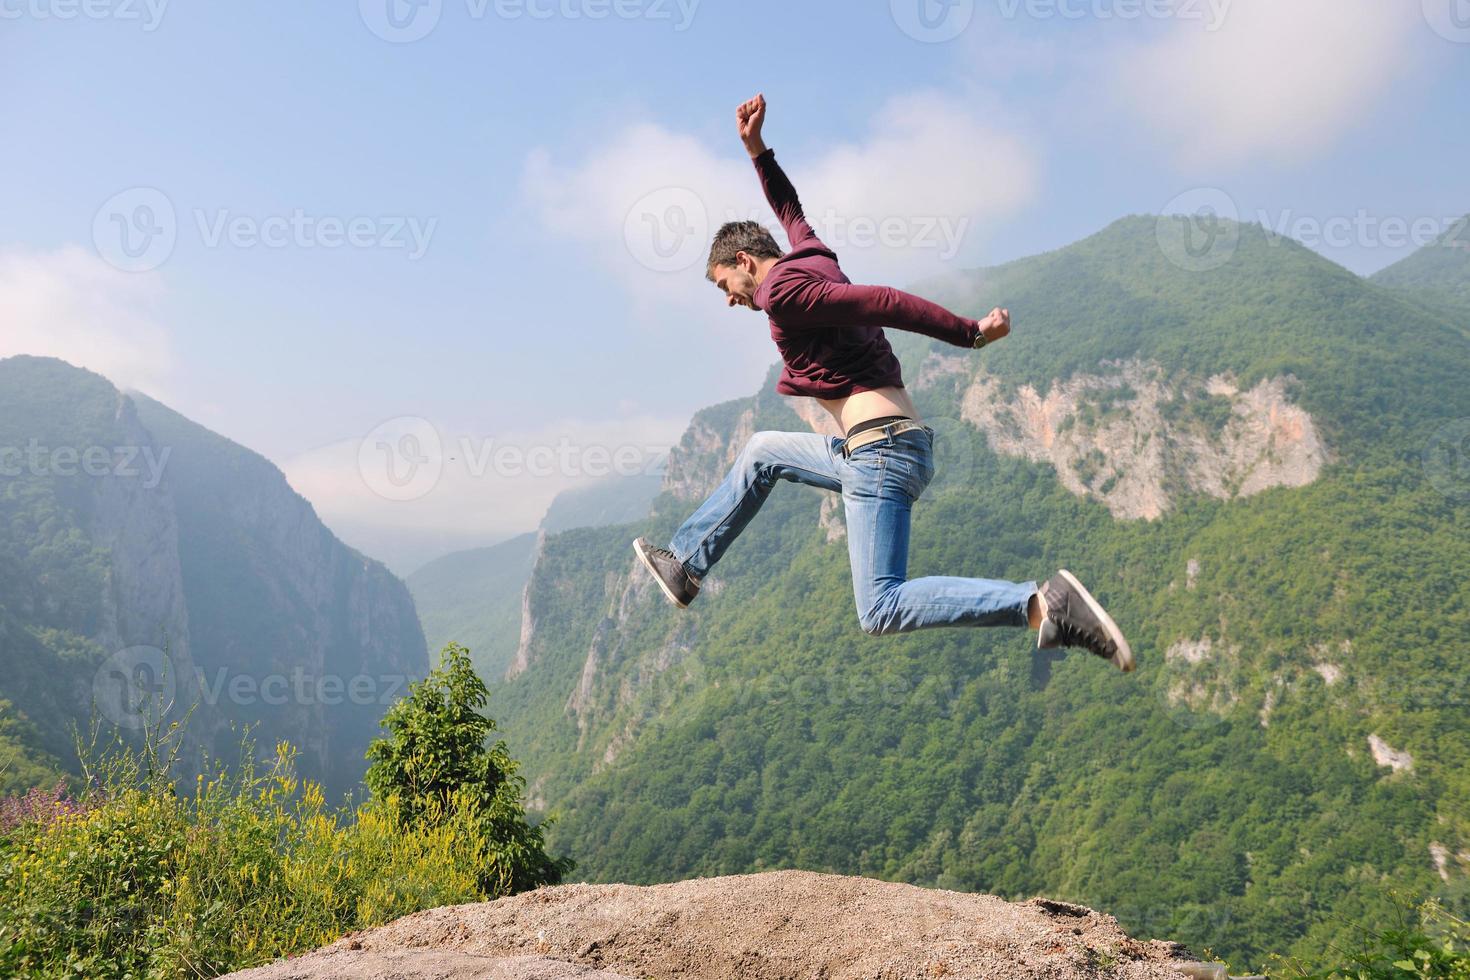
[{"left": 736, "top": 93, "right": 767, "bottom": 153}]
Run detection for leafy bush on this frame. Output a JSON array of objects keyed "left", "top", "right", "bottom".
[
  {"left": 1270, "top": 892, "right": 1470, "bottom": 980},
  {"left": 365, "top": 642, "right": 574, "bottom": 894},
  {"left": 0, "top": 644, "right": 567, "bottom": 978}
]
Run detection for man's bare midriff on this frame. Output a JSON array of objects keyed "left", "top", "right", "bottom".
[{"left": 817, "top": 385, "right": 921, "bottom": 435}]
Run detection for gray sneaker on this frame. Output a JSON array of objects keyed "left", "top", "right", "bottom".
[
  {"left": 1037, "top": 569, "right": 1134, "bottom": 672},
  {"left": 632, "top": 537, "right": 701, "bottom": 608}
]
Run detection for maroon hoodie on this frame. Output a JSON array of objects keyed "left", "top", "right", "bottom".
[{"left": 749, "top": 147, "right": 982, "bottom": 399}]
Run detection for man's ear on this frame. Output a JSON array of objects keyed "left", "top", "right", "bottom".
[{"left": 734, "top": 250, "right": 754, "bottom": 274}]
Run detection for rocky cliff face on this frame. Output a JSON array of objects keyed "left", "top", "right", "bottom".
[
  {"left": 85, "top": 390, "right": 208, "bottom": 734},
  {"left": 564, "top": 559, "right": 702, "bottom": 771},
  {"left": 498, "top": 379, "right": 854, "bottom": 773},
  {"left": 956, "top": 358, "right": 1327, "bottom": 520},
  {"left": 131, "top": 391, "right": 429, "bottom": 796},
  {"left": 661, "top": 404, "right": 758, "bottom": 501},
  {"left": 506, "top": 529, "right": 549, "bottom": 681}
]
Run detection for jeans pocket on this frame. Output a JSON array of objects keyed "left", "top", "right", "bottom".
[{"left": 885, "top": 451, "right": 931, "bottom": 499}]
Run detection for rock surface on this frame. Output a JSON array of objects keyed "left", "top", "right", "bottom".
[
  {"left": 957, "top": 359, "right": 1327, "bottom": 520},
  {"left": 223, "top": 870, "right": 1202, "bottom": 980}
]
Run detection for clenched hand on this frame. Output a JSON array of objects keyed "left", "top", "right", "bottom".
[
  {"left": 737, "top": 93, "right": 768, "bottom": 158},
  {"left": 979, "top": 307, "right": 1011, "bottom": 344}
]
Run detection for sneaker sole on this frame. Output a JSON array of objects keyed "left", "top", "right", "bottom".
[
  {"left": 632, "top": 538, "right": 690, "bottom": 609},
  {"left": 1057, "top": 568, "right": 1134, "bottom": 672}
]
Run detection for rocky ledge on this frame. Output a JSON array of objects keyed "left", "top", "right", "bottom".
[{"left": 223, "top": 869, "right": 1212, "bottom": 980}]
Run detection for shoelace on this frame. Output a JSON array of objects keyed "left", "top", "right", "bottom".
[
  {"left": 1050, "top": 611, "right": 1115, "bottom": 659},
  {"left": 645, "top": 544, "right": 698, "bottom": 585}
]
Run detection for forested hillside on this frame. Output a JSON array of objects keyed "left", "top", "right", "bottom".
[
  {"left": 408, "top": 474, "right": 664, "bottom": 681},
  {"left": 1369, "top": 215, "right": 1470, "bottom": 317},
  {"left": 410, "top": 532, "right": 540, "bottom": 682},
  {"left": 0, "top": 357, "right": 428, "bottom": 797},
  {"left": 483, "top": 217, "right": 1470, "bottom": 972}
]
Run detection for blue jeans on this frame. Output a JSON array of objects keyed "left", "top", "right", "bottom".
[{"left": 668, "top": 423, "right": 1036, "bottom": 635}]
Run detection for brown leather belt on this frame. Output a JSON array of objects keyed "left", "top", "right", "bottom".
[{"left": 839, "top": 418, "right": 927, "bottom": 459}]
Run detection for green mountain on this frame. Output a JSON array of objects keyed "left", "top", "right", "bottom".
[
  {"left": 1370, "top": 215, "right": 1470, "bottom": 317},
  {"left": 408, "top": 474, "right": 664, "bottom": 681},
  {"left": 409, "top": 531, "right": 541, "bottom": 682},
  {"left": 484, "top": 217, "right": 1470, "bottom": 971},
  {"left": 540, "top": 472, "right": 664, "bottom": 534},
  {"left": 0, "top": 357, "right": 428, "bottom": 798}
]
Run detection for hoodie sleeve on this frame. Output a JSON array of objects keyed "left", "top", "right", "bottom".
[
  {"left": 763, "top": 271, "right": 982, "bottom": 347},
  {"left": 752, "top": 148, "right": 823, "bottom": 251}
]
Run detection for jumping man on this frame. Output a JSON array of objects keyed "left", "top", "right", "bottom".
[{"left": 633, "top": 93, "right": 1134, "bottom": 672}]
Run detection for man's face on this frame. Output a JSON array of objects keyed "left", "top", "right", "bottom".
[{"left": 711, "top": 259, "right": 759, "bottom": 310}]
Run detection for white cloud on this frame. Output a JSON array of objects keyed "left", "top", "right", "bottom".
[
  {"left": 0, "top": 246, "right": 176, "bottom": 397},
  {"left": 280, "top": 412, "right": 688, "bottom": 554},
  {"left": 521, "top": 123, "right": 759, "bottom": 320},
  {"left": 803, "top": 93, "right": 1037, "bottom": 278},
  {"left": 521, "top": 92, "right": 1039, "bottom": 301},
  {"left": 1116, "top": 0, "right": 1422, "bottom": 168}
]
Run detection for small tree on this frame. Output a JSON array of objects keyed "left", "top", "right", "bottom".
[{"left": 365, "top": 643, "right": 572, "bottom": 895}]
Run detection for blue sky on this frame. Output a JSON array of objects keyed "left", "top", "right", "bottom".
[{"left": 3, "top": 0, "right": 1468, "bottom": 570}]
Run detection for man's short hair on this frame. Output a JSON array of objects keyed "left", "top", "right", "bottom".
[{"left": 706, "top": 221, "right": 783, "bottom": 281}]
